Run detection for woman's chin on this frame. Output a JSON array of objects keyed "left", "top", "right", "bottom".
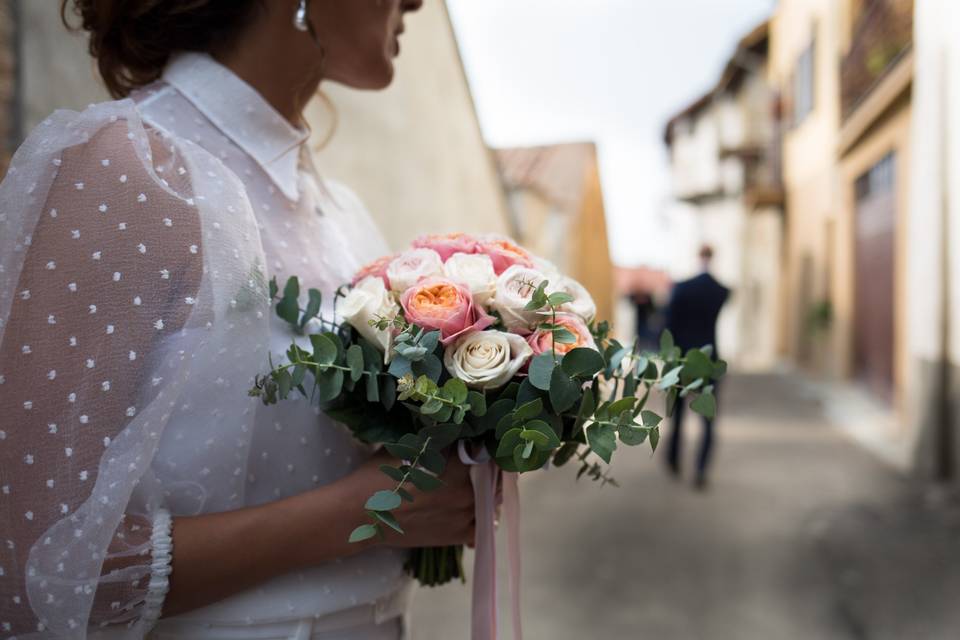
[{"left": 337, "top": 63, "right": 396, "bottom": 91}]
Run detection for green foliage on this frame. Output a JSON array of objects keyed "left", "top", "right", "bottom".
[
  {"left": 528, "top": 353, "right": 555, "bottom": 390},
  {"left": 252, "top": 269, "right": 732, "bottom": 559}
]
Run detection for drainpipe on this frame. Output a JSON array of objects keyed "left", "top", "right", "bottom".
[{"left": 935, "top": 46, "right": 954, "bottom": 482}]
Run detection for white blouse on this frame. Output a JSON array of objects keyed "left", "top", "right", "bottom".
[{"left": 0, "top": 53, "right": 410, "bottom": 639}]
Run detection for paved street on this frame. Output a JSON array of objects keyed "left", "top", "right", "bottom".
[{"left": 410, "top": 373, "right": 960, "bottom": 639}]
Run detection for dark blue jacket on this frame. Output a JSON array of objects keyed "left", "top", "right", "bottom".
[{"left": 665, "top": 272, "right": 730, "bottom": 357}]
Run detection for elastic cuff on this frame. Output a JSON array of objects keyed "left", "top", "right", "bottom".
[{"left": 141, "top": 509, "right": 173, "bottom": 631}]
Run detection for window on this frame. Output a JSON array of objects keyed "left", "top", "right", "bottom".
[{"left": 792, "top": 35, "right": 816, "bottom": 126}]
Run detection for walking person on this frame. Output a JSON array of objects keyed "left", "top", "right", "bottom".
[{"left": 664, "top": 245, "right": 730, "bottom": 490}]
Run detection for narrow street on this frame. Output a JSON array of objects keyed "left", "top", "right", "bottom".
[{"left": 411, "top": 373, "right": 960, "bottom": 639}]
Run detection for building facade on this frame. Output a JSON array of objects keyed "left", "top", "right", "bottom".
[
  {"left": 495, "top": 142, "right": 616, "bottom": 326},
  {"left": 663, "top": 23, "right": 785, "bottom": 371},
  {"left": 1, "top": 1, "right": 511, "bottom": 249},
  {"left": 768, "top": 0, "right": 927, "bottom": 469}
]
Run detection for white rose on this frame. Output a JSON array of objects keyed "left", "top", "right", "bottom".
[
  {"left": 532, "top": 256, "right": 563, "bottom": 284},
  {"left": 444, "top": 330, "right": 533, "bottom": 390},
  {"left": 555, "top": 276, "right": 597, "bottom": 323},
  {"left": 386, "top": 248, "right": 444, "bottom": 294},
  {"left": 339, "top": 276, "right": 399, "bottom": 357},
  {"left": 443, "top": 252, "right": 497, "bottom": 306},
  {"left": 491, "top": 264, "right": 551, "bottom": 333}
]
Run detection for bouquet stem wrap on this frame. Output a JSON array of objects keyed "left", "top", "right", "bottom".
[{"left": 459, "top": 442, "right": 523, "bottom": 640}]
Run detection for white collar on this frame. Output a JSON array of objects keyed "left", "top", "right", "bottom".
[{"left": 162, "top": 52, "right": 309, "bottom": 201}]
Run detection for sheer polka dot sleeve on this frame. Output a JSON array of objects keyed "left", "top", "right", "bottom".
[{"left": 0, "top": 102, "right": 270, "bottom": 637}]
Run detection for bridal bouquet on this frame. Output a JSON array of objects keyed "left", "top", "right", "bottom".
[{"left": 250, "top": 233, "right": 724, "bottom": 591}]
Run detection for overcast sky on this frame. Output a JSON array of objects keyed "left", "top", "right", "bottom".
[{"left": 446, "top": 0, "right": 776, "bottom": 268}]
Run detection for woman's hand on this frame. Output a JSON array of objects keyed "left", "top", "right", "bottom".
[{"left": 341, "top": 449, "right": 476, "bottom": 548}]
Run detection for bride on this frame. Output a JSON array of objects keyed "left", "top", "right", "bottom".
[{"left": 0, "top": 1, "right": 478, "bottom": 638}]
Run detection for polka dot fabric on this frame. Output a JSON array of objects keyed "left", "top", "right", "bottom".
[{"left": 0, "top": 53, "right": 408, "bottom": 639}]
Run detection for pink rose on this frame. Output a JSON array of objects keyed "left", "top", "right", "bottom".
[
  {"left": 474, "top": 234, "right": 534, "bottom": 274},
  {"left": 351, "top": 253, "right": 396, "bottom": 286},
  {"left": 412, "top": 232, "right": 480, "bottom": 262},
  {"left": 400, "top": 277, "right": 495, "bottom": 345},
  {"left": 527, "top": 313, "right": 597, "bottom": 356}
]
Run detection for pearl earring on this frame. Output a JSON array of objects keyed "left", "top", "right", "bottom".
[{"left": 293, "top": 0, "right": 309, "bottom": 32}]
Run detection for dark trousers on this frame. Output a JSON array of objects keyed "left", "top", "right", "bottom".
[{"left": 666, "top": 396, "right": 715, "bottom": 480}]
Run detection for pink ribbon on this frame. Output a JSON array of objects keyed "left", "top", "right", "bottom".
[{"left": 458, "top": 442, "right": 523, "bottom": 640}]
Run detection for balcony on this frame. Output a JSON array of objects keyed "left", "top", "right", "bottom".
[{"left": 840, "top": 0, "right": 914, "bottom": 121}]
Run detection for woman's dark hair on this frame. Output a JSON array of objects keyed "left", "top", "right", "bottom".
[{"left": 61, "top": 0, "right": 264, "bottom": 98}]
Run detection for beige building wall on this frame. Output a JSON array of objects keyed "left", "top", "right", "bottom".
[
  {"left": 769, "top": 0, "right": 844, "bottom": 373},
  {"left": 495, "top": 144, "right": 616, "bottom": 327},
  {"left": 14, "top": 1, "right": 509, "bottom": 250},
  {"left": 309, "top": 2, "right": 510, "bottom": 249}
]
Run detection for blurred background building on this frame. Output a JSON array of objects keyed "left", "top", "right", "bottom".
[
  {"left": 663, "top": 22, "right": 784, "bottom": 371},
  {"left": 494, "top": 142, "right": 616, "bottom": 324},
  {"left": 659, "top": 0, "right": 960, "bottom": 483}
]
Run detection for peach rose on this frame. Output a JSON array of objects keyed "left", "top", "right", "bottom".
[
  {"left": 475, "top": 234, "right": 534, "bottom": 274},
  {"left": 351, "top": 253, "right": 396, "bottom": 286},
  {"left": 526, "top": 313, "right": 597, "bottom": 356},
  {"left": 400, "top": 277, "right": 495, "bottom": 345},
  {"left": 412, "top": 232, "right": 480, "bottom": 262}
]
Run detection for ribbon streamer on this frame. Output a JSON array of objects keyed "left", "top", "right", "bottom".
[{"left": 458, "top": 441, "right": 522, "bottom": 640}]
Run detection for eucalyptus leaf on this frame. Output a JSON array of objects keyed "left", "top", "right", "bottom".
[
  {"left": 682, "top": 349, "right": 714, "bottom": 382},
  {"left": 309, "top": 334, "right": 338, "bottom": 367},
  {"left": 371, "top": 509, "right": 404, "bottom": 534},
  {"left": 384, "top": 442, "right": 419, "bottom": 460},
  {"left": 547, "top": 291, "right": 575, "bottom": 307},
  {"left": 659, "top": 329, "right": 675, "bottom": 357},
  {"left": 347, "top": 344, "right": 364, "bottom": 382},
  {"left": 349, "top": 524, "right": 378, "bottom": 543},
  {"left": 380, "top": 376, "right": 396, "bottom": 410},
  {"left": 561, "top": 347, "right": 606, "bottom": 378},
  {"left": 316, "top": 368, "right": 343, "bottom": 402},
  {"left": 411, "top": 353, "right": 442, "bottom": 382},
  {"left": 528, "top": 353, "right": 556, "bottom": 391},
  {"left": 549, "top": 366, "right": 580, "bottom": 413},
  {"left": 388, "top": 355, "right": 412, "bottom": 378},
  {"left": 575, "top": 387, "right": 596, "bottom": 431},
  {"left": 640, "top": 410, "right": 663, "bottom": 427},
  {"left": 658, "top": 365, "right": 683, "bottom": 390},
  {"left": 617, "top": 425, "right": 648, "bottom": 446},
  {"left": 418, "top": 448, "right": 446, "bottom": 475},
  {"left": 442, "top": 378, "right": 469, "bottom": 405},
  {"left": 365, "top": 490, "right": 402, "bottom": 512},
  {"left": 418, "top": 423, "right": 462, "bottom": 449},
  {"left": 366, "top": 372, "right": 380, "bottom": 403},
  {"left": 523, "top": 419, "right": 562, "bottom": 450},
  {"left": 276, "top": 295, "right": 300, "bottom": 327},
  {"left": 379, "top": 465, "right": 405, "bottom": 482},
  {"left": 513, "top": 398, "right": 544, "bottom": 424},
  {"left": 408, "top": 468, "right": 444, "bottom": 491},
  {"left": 496, "top": 428, "right": 523, "bottom": 458},
  {"left": 301, "top": 288, "right": 321, "bottom": 328},
  {"left": 277, "top": 369, "right": 292, "bottom": 399},
  {"left": 585, "top": 422, "right": 617, "bottom": 464},
  {"left": 691, "top": 391, "right": 717, "bottom": 419},
  {"left": 467, "top": 391, "right": 487, "bottom": 417}
]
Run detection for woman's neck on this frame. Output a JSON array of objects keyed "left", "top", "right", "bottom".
[{"left": 214, "top": 30, "right": 322, "bottom": 127}]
